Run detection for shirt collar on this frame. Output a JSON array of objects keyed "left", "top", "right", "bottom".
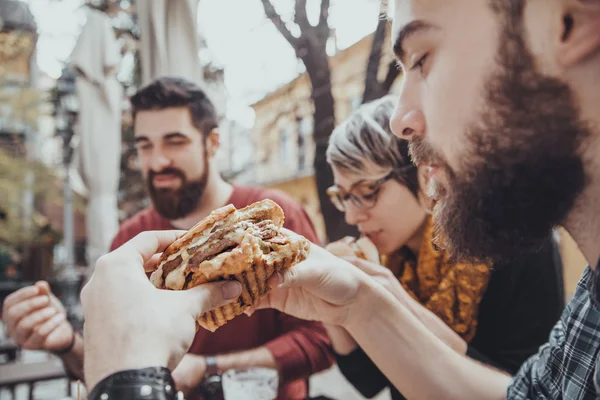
[{"left": 590, "top": 261, "right": 600, "bottom": 308}]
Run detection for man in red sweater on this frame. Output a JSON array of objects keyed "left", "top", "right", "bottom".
[{"left": 2, "top": 77, "right": 333, "bottom": 399}]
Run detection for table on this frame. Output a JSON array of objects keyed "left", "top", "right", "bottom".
[{"left": 0, "top": 358, "right": 71, "bottom": 399}]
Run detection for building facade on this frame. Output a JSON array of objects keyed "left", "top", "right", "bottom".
[{"left": 246, "top": 28, "right": 399, "bottom": 243}]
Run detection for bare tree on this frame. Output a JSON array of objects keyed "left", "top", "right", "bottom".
[
  {"left": 261, "top": 0, "right": 400, "bottom": 242},
  {"left": 362, "top": 15, "right": 400, "bottom": 104},
  {"left": 260, "top": 0, "right": 355, "bottom": 242}
]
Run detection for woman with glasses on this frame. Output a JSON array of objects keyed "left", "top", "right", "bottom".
[{"left": 324, "top": 96, "right": 565, "bottom": 400}]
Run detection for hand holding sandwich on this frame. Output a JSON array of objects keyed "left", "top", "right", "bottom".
[
  {"left": 251, "top": 231, "right": 375, "bottom": 326},
  {"left": 80, "top": 230, "right": 242, "bottom": 391}
]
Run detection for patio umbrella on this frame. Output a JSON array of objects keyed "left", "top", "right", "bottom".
[
  {"left": 136, "top": 0, "right": 204, "bottom": 86},
  {"left": 70, "top": 8, "right": 122, "bottom": 270}
]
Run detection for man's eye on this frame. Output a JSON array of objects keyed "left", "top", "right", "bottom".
[
  {"left": 411, "top": 53, "right": 429, "bottom": 72},
  {"left": 167, "top": 141, "right": 187, "bottom": 146},
  {"left": 136, "top": 144, "right": 152, "bottom": 151}
]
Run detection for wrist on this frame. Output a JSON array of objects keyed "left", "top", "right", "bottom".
[
  {"left": 343, "top": 274, "right": 387, "bottom": 330},
  {"left": 88, "top": 366, "right": 178, "bottom": 400},
  {"left": 52, "top": 328, "right": 77, "bottom": 356},
  {"left": 85, "top": 345, "right": 170, "bottom": 390},
  {"left": 325, "top": 324, "right": 358, "bottom": 356},
  {"left": 338, "top": 273, "right": 382, "bottom": 332},
  {"left": 204, "top": 355, "right": 220, "bottom": 376},
  {"left": 198, "top": 355, "right": 224, "bottom": 399}
]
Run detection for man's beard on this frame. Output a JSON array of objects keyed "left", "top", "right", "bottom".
[
  {"left": 148, "top": 158, "right": 209, "bottom": 220},
  {"left": 409, "top": 10, "right": 590, "bottom": 264}
]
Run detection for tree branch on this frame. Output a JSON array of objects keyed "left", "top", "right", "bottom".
[
  {"left": 294, "top": 0, "right": 308, "bottom": 26},
  {"left": 362, "top": 15, "right": 387, "bottom": 103},
  {"left": 260, "top": 0, "right": 298, "bottom": 47},
  {"left": 381, "top": 60, "right": 401, "bottom": 94},
  {"left": 318, "top": 0, "right": 330, "bottom": 28}
]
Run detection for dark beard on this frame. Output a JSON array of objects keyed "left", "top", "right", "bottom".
[
  {"left": 409, "top": 9, "right": 590, "bottom": 264},
  {"left": 148, "top": 157, "right": 209, "bottom": 220}
]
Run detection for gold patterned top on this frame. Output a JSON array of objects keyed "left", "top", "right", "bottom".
[{"left": 381, "top": 217, "right": 491, "bottom": 342}]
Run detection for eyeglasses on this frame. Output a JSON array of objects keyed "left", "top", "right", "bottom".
[{"left": 327, "top": 171, "right": 397, "bottom": 212}]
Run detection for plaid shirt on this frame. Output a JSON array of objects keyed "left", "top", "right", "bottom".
[{"left": 508, "top": 263, "right": 600, "bottom": 399}]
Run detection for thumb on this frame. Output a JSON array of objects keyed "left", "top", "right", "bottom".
[
  {"left": 341, "top": 236, "right": 356, "bottom": 244},
  {"left": 180, "top": 280, "right": 242, "bottom": 319},
  {"left": 36, "top": 281, "right": 51, "bottom": 295}
]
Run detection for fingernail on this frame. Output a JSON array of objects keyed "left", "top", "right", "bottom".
[{"left": 222, "top": 281, "right": 242, "bottom": 299}]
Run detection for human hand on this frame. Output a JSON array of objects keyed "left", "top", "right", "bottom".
[
  {"left": 343, "top": 256, "right": 467, "bottom": 354},
  {"left": 2, "top": 281, "right": 74, "bottom": 352},
  {"left": 81, "top": 230, "right": 242, "bottom": 390},
  {"left": 249, "top": 229, "right": 372, "bottom": 327}
]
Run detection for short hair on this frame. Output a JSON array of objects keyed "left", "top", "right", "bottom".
[
  {"left": 326, "top": 95, "right": 419, "bottom": 195},
  {"left": 130, "top": 76, "right": 218, "bottom": 137}
]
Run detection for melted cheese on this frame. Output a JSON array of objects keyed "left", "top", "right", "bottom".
[
  {"left": 163, "top": 222, "right": 251, "bottom": 289},
  {"left": 160, "top": 200, "right": 281, "bottom": 289}
]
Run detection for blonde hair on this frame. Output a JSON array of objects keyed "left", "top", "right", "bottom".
[{"left": 326, "top": 95, "right": 419, "bottom": 195}]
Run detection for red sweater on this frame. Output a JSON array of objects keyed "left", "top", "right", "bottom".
[{"left": 110, "top": 184, "right": 333, "bottom": 399}]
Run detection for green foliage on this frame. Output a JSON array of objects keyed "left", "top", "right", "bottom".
[{"left": 0, "top": 148, "right": 62, "bottom": 246}]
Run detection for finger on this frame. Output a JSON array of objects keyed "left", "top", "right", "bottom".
[
  {"left": 179, "top": 280, "right": 242, "bottom": 319},
  {"left": 2, "top": 285, "right": 40, "bottom": 317},
  {"left": 25, "top": 313, "right": 67, "bottom": 349},
  {"left": 324, "top": 242, "right": 354, "bottom": 258},
  {"left": 266, "top": 273, "right": 281, "bottom": 287},
  {"left": 341, "top": 256, "right": 382, "bottom": 275},
  {"left": 272, "top": 264, "right": 320, "bottom": 289},
  {"left": 251, "top": 291, "right": 282, "bottom": 311},
  {"left": 4, "top": 295, "right": 50, "bottom": 336},
  {"left": 36, "top": 281, "right": 63, "bottom": 311},
  {"left": 341, "top": 236, "right": 356, "bottom": 244},
  {"left": 251, "top": 296, "right": 271, "bottom": 311},
  {"left": 14, "top": 307, "right": 58, "bottom": 344},
  {"left": 35, "top": 281, "right": 51, "bottom": 295},
  {"left": 144, "top": 253, "right": 163, "bottom": 272},
  {"left": 114, "top": 230, "right": 187, "bottom": 264}
]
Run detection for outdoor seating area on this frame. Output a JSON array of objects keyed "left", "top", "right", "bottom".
[
  {"left": 0, "top": 329, "right": 75, "bottom": 400},
  {"left": 3, "top": 0, "right": 600, "bottom": 399}
]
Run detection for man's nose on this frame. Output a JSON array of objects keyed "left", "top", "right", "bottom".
[
  {"left": 150, "top": 153, "right": 172, "bottom": 172},
  {"left": 390, "top": 107, "right": 426, "bottom": 141}
]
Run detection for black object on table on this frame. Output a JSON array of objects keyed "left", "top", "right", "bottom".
[{"left": 0, "top": 338, "right": 20, "bottom": 363}]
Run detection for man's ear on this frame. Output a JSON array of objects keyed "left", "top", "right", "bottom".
[
  {"left": 557, "top": 0, "right": 600, "bottom": 68},
  {"left": 205, "top": 129, "right": 220, "bottom": 158}
]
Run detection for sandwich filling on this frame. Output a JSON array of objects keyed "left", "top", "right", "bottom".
[{"left": 151, "top": 200, "right": 290, "bottom": 290}]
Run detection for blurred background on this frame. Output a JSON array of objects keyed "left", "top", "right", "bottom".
[{"left": 0, "top": 0, "right": 588, "bottom": 398}]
